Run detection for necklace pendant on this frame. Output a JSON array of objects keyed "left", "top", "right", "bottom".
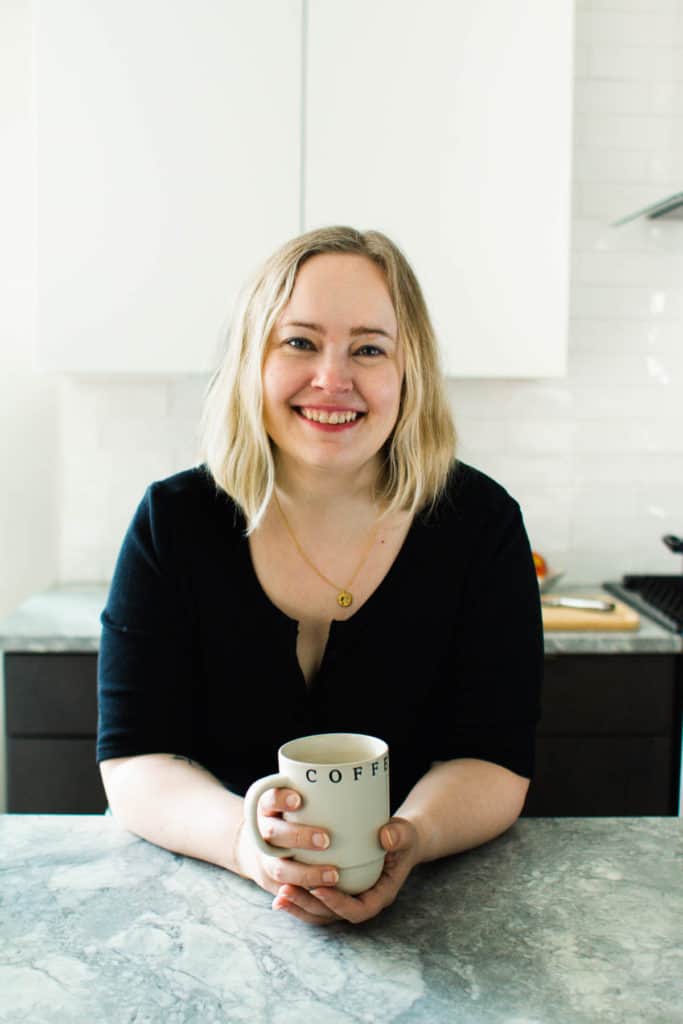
[{"left": 337, "top": 590, "right": 353, "bottom": 608}]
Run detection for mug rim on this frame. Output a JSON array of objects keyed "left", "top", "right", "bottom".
[{"left": 279, "top": 731, "right": 388, "bottom": 767}]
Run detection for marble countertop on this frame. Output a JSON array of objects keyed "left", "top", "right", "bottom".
[
  {"left": 1, "top": 815, "right": 680, "bottom": 1023},
  {"left": 0, "top": 582, "right": 680, "bottom": 655}
]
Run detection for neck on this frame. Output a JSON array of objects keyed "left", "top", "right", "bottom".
[{"left": 273, "top": 454, "right": 384, "bottom": 512}]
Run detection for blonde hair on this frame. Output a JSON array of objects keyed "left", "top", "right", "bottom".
[{"left": 198, "top": 226, "right": 457, "bottom": 533}]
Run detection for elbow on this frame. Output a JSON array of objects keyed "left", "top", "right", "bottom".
[{"left": 99, "top": 756, "right": 134, "bottom": 820}]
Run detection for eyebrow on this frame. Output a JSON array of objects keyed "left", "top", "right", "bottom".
[{"left": 281, "top": 320, "right": 395, "bottom": 341}]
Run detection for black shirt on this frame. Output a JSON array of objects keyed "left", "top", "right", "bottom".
[{"left": 97, "top": 460, "right": 543, "bottom": 811}]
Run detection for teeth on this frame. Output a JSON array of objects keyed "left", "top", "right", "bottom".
[{"left": 300, "top": 408, "right": 359, "bottom": 424}]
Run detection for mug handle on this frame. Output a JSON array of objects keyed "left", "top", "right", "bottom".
[{"left": 242, "top": 772, "right": 296, "bottom": 858}]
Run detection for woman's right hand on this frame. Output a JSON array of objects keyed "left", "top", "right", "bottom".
[{"left": 235, "top": 787, "right": 343, "bottom": 925}]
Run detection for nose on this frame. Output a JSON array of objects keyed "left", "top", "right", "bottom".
[{"left": 310, "top": 351, "right": 353, "bottom": 394}]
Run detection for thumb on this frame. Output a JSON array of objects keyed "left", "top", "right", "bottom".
[{"left": 380, "top": 817, "right": 412, "bottom": 852}]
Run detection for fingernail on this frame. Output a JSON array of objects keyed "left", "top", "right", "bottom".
[
  {"left": 286, "top": 794, "right": 301, "bottom": 810},
  {"left": 322, "top": 869, "right": 338, "bottom": 884},
  {"left": 384, "top": 827, "right": 397, "bottom": 849},
  {"left": 312, "top": 832, "right": 329, "bottom": 849}
]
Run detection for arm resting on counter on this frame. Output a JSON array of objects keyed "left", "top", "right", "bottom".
[
  {"left": 100, "top": 754, "right": 247, "bottom": 875},
  {"left": 396, "top": 757, "right": 530, "bottom": 864},
  {"left": 298, "top": 756, "right": 530, "bottom": 925}
]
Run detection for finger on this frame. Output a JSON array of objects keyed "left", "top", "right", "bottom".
[
  {"left": 272, "top": 893, "right": 339, "bottom": 927},
  {"left": 311, "top": 854, "right": 408, "bottom": 924},
  {"left": 273, "top": 884, "right": 340, "bottom": 922},
  {"left": 258, "top": 787, "right": 302, "bottom": 817},
  {"left": 310, "top": 885, "right": 383, "bottom": 925},
  {"left": 259, "top": 814, "right": 332, "bottom": 853},
  {"left": 265, "top": 855, "right": 340, "bottom": 891}
]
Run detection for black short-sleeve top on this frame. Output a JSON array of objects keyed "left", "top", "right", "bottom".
[{"left": 97, "top": 460, "right": 543, "bottom": 811}]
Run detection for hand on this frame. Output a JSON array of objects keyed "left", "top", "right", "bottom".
[
  {"left": 273, "top": 816, "right": 422, "bottom": 927},
  {"left": 235, "top": 787, "right": 342, "bottom": 925}
]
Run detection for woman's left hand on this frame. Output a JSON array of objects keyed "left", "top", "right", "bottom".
[{"left": 272, "top": 816, "right": 421, "bottom": 926}]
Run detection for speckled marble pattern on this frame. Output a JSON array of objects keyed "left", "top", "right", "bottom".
[
  {"left": 0, "top": 816, "right": 681, "bottom": 1023},
  {"left": 0, "top": 584, "right": 680, "bottom": 655},
  {"left": 0, "top": 585, "right": 103, "bottom": 653}
]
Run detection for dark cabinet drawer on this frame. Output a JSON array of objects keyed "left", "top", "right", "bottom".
[
  {"left": 5, "top": 653, "right": 97, "bottom": 736},
  {"left": 539, "top": 655, "right": 676, "bottom": 736},
  {"left": 524, "top": 735, "right": 675, "bottom": 816},
  {"left": 8, "top": 737, "right": 107, "bottom": 813}
]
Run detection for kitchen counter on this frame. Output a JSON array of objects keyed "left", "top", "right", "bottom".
[
  {"left": 0, "top": 582, "right": 680, "bottom": 655},
  {"left": 1, "top": 815, "right": 681, "bottom": 1023}
]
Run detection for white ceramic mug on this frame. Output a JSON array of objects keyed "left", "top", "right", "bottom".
[{"left": 243, "top": 732, "right": 390, "bottom": 895}]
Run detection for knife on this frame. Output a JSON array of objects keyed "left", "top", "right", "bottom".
[{"left": 541, "top": 596, "right": 616, "bottom": 613}]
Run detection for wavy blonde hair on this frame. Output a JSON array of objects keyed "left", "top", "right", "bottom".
[{"left": 198, "top": 226, "right": 457, "bottom": 533}]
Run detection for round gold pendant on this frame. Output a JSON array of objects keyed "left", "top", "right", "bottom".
[{"left": 337, "top": 590, "right": 353, "bottom": 608}]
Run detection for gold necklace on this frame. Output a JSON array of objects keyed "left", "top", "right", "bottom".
[{"left": 273, "top": 491, "right": 380, "bottom": 608}]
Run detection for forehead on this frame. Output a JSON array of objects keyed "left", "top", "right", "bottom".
[{"left": 277, "top": 253, "right": 397, "bottom": 334}]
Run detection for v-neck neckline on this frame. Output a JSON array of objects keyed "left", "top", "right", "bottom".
[{"left": 240, "top": 505, "right": 423, "bottom": 633}]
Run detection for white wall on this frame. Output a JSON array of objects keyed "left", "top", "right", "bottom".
[
  {"left": 5, "top": 0, "right": 683, "bottom": 592},
  {"left": 0, "top": 0, "right": 61, "bottom": 811},
  {"left": 57, "top": 0, "right": 683, "bottom": 589},
  {"left": 0, "top": 0, "right": 60, "bottom": 619}
]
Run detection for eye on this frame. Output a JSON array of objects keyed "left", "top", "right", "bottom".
[
  {"left": 283, "top": 336, "right": 315, "bottom": 351},
  {"left": 355, "top": 344, "right": 385, "bottom": 357}
]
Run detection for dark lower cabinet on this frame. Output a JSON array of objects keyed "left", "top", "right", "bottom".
[
  {"left": 523, "top": 653, "right": 681, "bottom": 816},
  {"left": 5, "top": 652, "right": 106, "bottom": 813},
  {"left": 3, "top": 650, "right": 681, "bottom": 815}
]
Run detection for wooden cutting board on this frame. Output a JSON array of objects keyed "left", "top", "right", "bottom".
[{"left": 542, "top": 595, "right": 640, "bottom": 632}]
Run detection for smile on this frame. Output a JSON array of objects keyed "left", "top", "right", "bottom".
[{"left": 293, "top": 406, "right": 365, "bottom": 430}]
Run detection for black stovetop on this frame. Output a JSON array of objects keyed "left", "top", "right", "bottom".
[{"left": 604, "top": 576, "right": 683, "bottom": 634}]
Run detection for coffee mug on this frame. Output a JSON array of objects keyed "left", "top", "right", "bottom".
[{"left": 243, "top": 732, "right": 390, "bottom": 895}]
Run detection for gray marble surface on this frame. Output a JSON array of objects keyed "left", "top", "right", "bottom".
[
  {"left": 0, "top": 585, "right": 103, "bottom": 653},
  {"left": 0, "top": 582, "right": 680, "bottom": 655},
  {"left": 0, "top": 815, "right": 681, "bottom": 1023}
]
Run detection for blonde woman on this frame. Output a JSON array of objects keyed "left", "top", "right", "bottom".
[{"left": 98, "top": 226, "right": 543, "bottom": 927}]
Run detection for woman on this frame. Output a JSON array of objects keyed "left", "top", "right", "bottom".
[{"left": 97, "top": 226, "right": 543, "bottom": 927}]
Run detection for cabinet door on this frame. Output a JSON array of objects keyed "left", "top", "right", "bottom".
[
  {"left": 305, "top": 0, "right": 573, "bottom": 377},
  {"left": 34, "top": 1, "right": 301, "bottom": 372},
  {"left": 524, "top": 655, "right": 679, "bottom": 816}
]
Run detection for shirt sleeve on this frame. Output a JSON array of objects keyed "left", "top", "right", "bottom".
[
  {"left": 96, "top": 482, "right": 196, "bottom": 763},
  {"left": 432, "top": 496, "right": 544, "bottom": 778}
]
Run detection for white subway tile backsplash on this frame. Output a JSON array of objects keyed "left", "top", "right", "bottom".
[
  {"left": 58, "top": 1, "right": 683, "bottom": 589},
  {"left": 574, "top": 44, "right": 590, "bottom": 78},
  {"left": 577, "top": 181, "right": 683, "bottom": 220},
  {"left": 570, "top": 319, "right": 683, "bottom": 351},
  {"left": 573, "top": 417, "right": 683, "bottom": 454},
  {"left": 586, "top": 45, "right": 673, "bottom": 81},
  {"left": 576, "top": 11, "right": 679, "bottom": 47},
  {"left": 578, "top": 1, "right": 680, "bottom": 12},
  {"left": 576, "top": 113, "right": 675, "bottom": 149},
  {"left": 573, "top": 146, "right": 647, "bottom": 183},
  {"left": 572, "top": 283, "right": 683, "bottom": 318},
  {"left": 574, "top": 79, "right": 652, "bottom": 115},
  {"left": 572, "top": 249, "right": 683, "bottom": 284}
]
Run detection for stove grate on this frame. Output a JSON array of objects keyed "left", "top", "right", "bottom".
[{"left": 621, "top": 575, "right": 683, "bottom": 632}]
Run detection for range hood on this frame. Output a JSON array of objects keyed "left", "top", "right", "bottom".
[{"left": 612, "top": 190, "right": 683, "bottom": 227}]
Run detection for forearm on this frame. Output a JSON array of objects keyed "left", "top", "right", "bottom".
[
  {"left": 100, "top": 754, "right": 246, "bottom": 875},
  {"left": 395, "top": 758, "right": 529, "bottom": 863}
]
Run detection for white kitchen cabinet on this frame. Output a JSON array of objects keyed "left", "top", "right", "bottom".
[
  {"left": 305, "top": 0, "right": 573, "bottom": 378},
  {"left": 34, "top": 1, "right": 301, "bottom": 373}
]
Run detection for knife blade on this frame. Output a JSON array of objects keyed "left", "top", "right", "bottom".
[{"left": 541, "top": 596, "right": 616, "bottom": 613}]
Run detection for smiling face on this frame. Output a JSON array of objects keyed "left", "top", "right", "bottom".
[{"left": 262, "top": 253, "right": 403, "bottom": 483}]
